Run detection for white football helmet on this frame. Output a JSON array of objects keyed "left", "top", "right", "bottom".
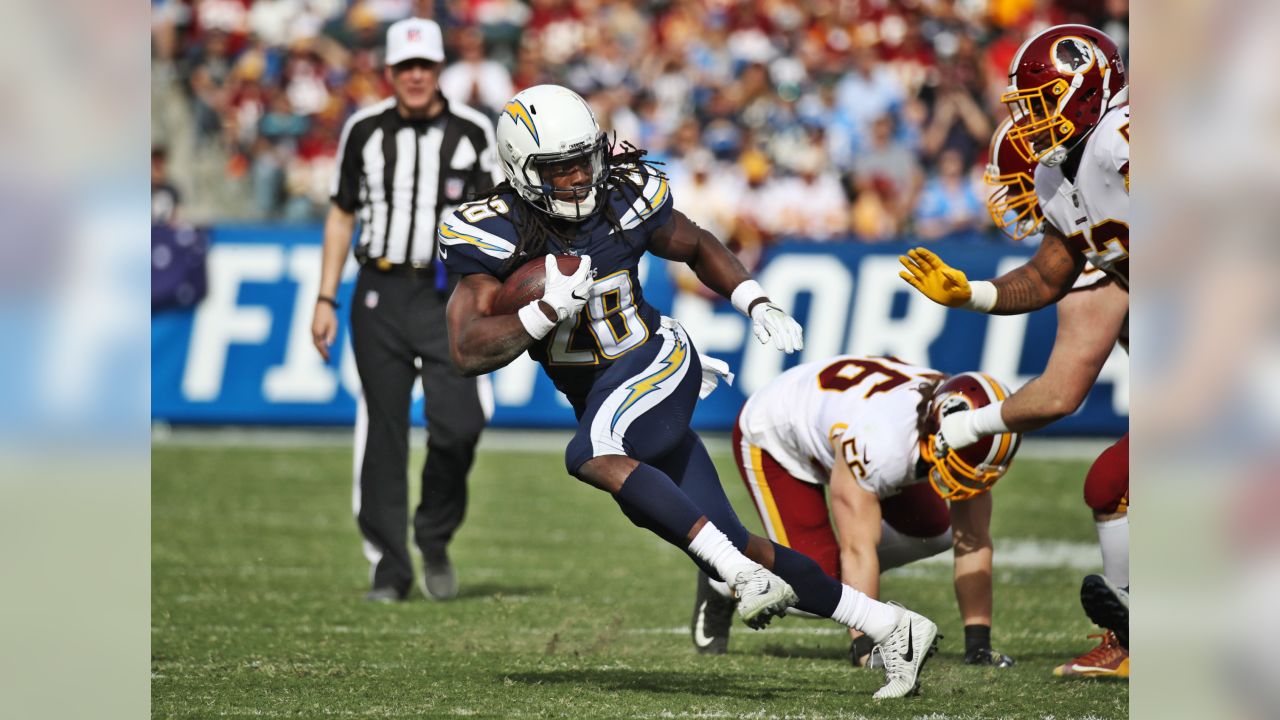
[{"left": 495, "top": 85, "right": 608, "bottom": 221}]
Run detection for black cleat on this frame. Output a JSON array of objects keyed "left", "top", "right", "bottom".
[
  {"left": 964, "top": 646, "right": 1016, "bottom": 667},
  {"left": 1080, "top": 574, "right": 1129, "bottom": 648},
  {"left": 691, "top": 571, "right": 736, "bottom": 654}
]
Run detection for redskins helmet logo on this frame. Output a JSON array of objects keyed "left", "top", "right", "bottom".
[{"left": 1052, "top": 37, "right": 1096, "bottom": 75}]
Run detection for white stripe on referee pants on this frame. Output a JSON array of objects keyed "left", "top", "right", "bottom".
[{"left": 352, "top": 388, "right": 382, "bottom": 582}]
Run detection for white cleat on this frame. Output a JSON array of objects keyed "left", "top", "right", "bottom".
[
  {"left": 728, "top": 567, "right": 797, "bottom": 630},
  {"left": 872, "top": 608, "right": 939, "bottom": 699}
]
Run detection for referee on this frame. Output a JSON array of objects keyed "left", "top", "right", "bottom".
[{"left": 311, "top": 17, "right": 494, "bottom": 603}]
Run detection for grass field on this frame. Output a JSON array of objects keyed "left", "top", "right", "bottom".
[{"left": 152, "top": 439, "right": 1128, "bottom": 719}]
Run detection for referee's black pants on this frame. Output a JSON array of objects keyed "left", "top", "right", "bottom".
[{"left": 349, "top": 266, "right": 486, "bottom": 595}]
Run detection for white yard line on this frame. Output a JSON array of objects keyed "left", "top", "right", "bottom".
[
  {"left": 915, "top": 539, "right": 1101, "bottom": 571},
  {"left": 153, "top": 425, "right": 1112, "bottom": 460}
]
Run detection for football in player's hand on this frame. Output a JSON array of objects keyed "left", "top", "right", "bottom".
[{"left": 490, "top": 254, "right": 583, "bottom": 316}]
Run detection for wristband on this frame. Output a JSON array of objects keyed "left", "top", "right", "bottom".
[
  {"left": 517, "top": 300, "right": 556, "bottom": 340},
  {"left": 962, "top": 281, "right": 997, "bottom": 312},
  {"left": 730, "top": 280, "right": 767, "bottom": 317},
  {"left": 969, "top": 401, "right": 1010, "bottom": 435},
  {"left": 317, "top": 294, "right": 340, "bottom": 309}
]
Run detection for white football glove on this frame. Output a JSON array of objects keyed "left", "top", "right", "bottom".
[
  {"left": 541, "top": 254, "right": 593, "bottom": 321},
  {"left": 750, "top": 302, "right": 804, "bottom": 354},
  {"left": 518, "top": 255, "right": 593, "bottom": 340},
  {"left": 936, "top": 408, "right": 981, "bottom": 454}
]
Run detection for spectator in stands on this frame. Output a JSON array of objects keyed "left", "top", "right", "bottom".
[
  {"left": 919, "top": 71, "right": 991, "bottom": 167},
  {"left": 835, "top": 45, "right": 904, "bottom": 153},
  {"left": 670, "top": 148, "right": 742, "bottom": 244},
  {"left": 851, "top": 114, "right": 922, "bottom": 235},
  {"left": 152, "top": 0, "right": 1119, "bottom": 236},
  {"left": 668, "top": 149, "right": 748, "bottom": 299},
  {"left": 187, "top": 29, "right": 236, "bottom": 139},
  {"left": 848, "top": 174, "right": 900, "bottom": 243},
  {"left": 152, "top": 146, "right": 182, "bottom": 225},
  {"left": 439, "top": 27, "right": 514, "bottom": 118},
  {"left": 774, "top": 145, "right": 849, "bottom": 242},
  {"left": 732, "top": 148, "right": 782, "bottom": 260},
  {"left": 914, "top": 148, "right": 987, "bottom": 242}
]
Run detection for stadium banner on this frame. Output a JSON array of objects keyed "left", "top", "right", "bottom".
[{"left": 152, "top": 226, "right": 1128, "bottom": 434}]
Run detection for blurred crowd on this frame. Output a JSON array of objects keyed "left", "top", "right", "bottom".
[{"left": 151, "top": 0, "right": 1128, "bottom": 245}]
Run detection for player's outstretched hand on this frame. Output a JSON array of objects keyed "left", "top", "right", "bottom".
[
  {"left": 750, "top": 302, "right": 804, "bottom": 354},
  {"left": 541, "top": 254, "right": 593, "bottom": 321},
  {"left": 899, "top": 247, "right": 973, "bottom": 308}
]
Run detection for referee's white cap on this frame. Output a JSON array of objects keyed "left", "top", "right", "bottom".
[{"left": 385, "top": 18, "right": 445, "bottom": 66}]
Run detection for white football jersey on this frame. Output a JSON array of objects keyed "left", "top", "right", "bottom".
[
  {"left": 737, "top": 356, "right": 944, "bottom": 498},
  {"left": 1036, "top": 105, "right": 1130, "bottom": 287}
]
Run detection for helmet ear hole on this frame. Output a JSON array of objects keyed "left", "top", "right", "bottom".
[{"left": 939, "top": 396, "right": 968, "bottom": 418}]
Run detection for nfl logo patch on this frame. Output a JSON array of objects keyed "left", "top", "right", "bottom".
[
  {"left": 365, "top": 290, "right": 379, "bottom": 309},
  {"left": 407, "top": 29, "right": 421, "bottom": 42},
  {"left": 445, "top": 178, "right": 465, "bottom": 200}
]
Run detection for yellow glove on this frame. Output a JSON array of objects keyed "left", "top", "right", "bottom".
[{"left": 898, "top": 247, "right": 974, "bottom": 308}]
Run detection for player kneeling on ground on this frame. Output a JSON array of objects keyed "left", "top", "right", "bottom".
[
  {"left": 439, "top": 85, "right": 939, "bottom": 698},
  {"left": 693, "top": 357, "right": 1017, "bottom": 669}
]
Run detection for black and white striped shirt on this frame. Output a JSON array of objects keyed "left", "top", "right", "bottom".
[{"left": 331, "top": 95, "right": 500, "bottom": 266}]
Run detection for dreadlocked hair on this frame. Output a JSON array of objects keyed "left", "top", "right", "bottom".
[{"left": 465, "top": 136, "right": 667, "bottom": 275}]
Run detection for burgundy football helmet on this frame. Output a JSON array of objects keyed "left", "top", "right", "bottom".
[
  {"left": 986, "top": 117, "right": 1044, "bottom": 241},
  {"left": 920, "top": 372, "right": 1022, "bottom": 500},
  {"left": 1001, "top": 24, "right": 1128, "bottom": 167}
]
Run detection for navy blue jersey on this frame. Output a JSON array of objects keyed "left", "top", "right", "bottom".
[{"left": 438, "top": 166, "right": 674, "bottom": 401}]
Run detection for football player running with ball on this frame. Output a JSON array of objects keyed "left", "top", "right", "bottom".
[
  {"left": 691, "top": 356, "right": 1019, "bottom": 670},
  {"left": 440, "top": 84, "right": 939, "bottom": 699},
  {"left": 900, "top": 25, "right": 1131, "bottom": 668}
]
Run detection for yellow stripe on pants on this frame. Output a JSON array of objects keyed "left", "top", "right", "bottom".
[{"left": 748, "top": 444, "right": 790, "bottom": 547}]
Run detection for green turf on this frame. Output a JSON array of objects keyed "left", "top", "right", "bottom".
[{"left": 152, "top": 442, "right": 1127, "bottom": 719}]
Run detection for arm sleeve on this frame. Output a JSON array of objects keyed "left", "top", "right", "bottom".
[{"left": 330, "top": 116, "right": 366, "bottom": 212}]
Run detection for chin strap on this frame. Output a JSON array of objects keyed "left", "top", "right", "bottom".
[{"left": 1108, "top": 84, "right": 1129, "bottom": 109}]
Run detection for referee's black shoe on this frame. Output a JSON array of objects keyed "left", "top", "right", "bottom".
[
  {"left": 691, "top": 571, "right": 735, "bottom": 654},
  {"left": 364, "top": 586, "right": 407, "bottom": 603},
  {"left": 422, "top": 547, "right": 458, "bottom": 601}
]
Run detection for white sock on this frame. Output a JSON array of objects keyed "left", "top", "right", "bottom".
[
  {"left": 708, "top": 577, "right": 732, "bottom": 599},
  {"left": 687, "top": 522, "right": 756, "bottom": 583},
  {"left": 1095, "top": 515, "right": 1130, "bottom": 588},
  {"left": 830, "top": 585, "right": 903, "bottom": 643}
]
